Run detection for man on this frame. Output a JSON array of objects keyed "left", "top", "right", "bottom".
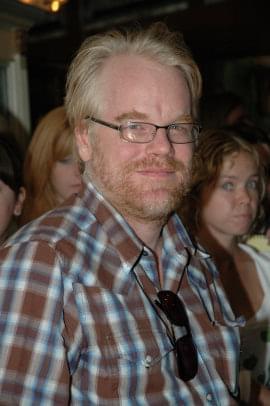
[{"left": 0, "top": 23, "right": 241, "bottom": 404}]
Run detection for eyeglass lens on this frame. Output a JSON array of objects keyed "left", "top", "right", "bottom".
[
  {"left": 156, "top": 290, "right": 198, "bottom": 381},
  {"left": 123, "top": 123, "right": 196, "bottom": 143}
]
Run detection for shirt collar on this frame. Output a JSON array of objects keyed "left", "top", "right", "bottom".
[
  {"left": 80, "top": 181, "right": 144, "bottom": 265},
  {"left": 79, "top": 180, "right": 207, "bottom": 271}
]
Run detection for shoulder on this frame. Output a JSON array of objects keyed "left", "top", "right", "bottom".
[
  {"left": 7, "top": 193, "right": 95, "bottom": 245},
  {"left": 245, "top": 234, "right": 270, "bottom": 254},
  {"left": 1, "top": 193, "right": 100, "bottom": 274},
  {"left": 239, "top": 242, "right": 270, "bottom": 270}
]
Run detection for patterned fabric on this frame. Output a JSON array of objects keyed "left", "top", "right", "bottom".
[
  {"left": 0, "top": 181, "right": 241, "bottom": 405},
  {"left": 239, "top": 244, "right": 270, "bottom": 393}
]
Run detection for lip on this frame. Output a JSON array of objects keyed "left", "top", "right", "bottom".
[
  {"left": 233, "top": 213, "right": 253, "bottom": 222},
  {"left": 234, "top": 212, "right": 252, "bottom": 218},
  {"left": 137, "top": 168, "right": 175, "bottom": 176}
]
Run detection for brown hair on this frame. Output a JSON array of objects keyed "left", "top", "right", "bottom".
[{"left": 181, "top": 128, "right": 266, "bottom": 237}]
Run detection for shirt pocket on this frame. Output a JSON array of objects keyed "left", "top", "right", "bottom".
[
  {"left": 73, "top": 282, "right": 172, "bottom": 377},
  {"left": 105, "top": 329, "right": 172, "bottom": 377}
]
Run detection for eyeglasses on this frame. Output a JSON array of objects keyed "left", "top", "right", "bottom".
[
  {"left": 155, "top": 290, "right": 198, "bottom": 381},
  {"left": 87, "top": 116, "right": 201, "bottom": 144}
]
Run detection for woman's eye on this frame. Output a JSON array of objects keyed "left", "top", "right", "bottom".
[
  {"left": 247, "top": 179, "right": 259, "bottom": 190},
  {"left": 59, "top": 156, "right": 72, "bottom": 164},
  {"left": 221, "top": 182, "right": 234, "bottom": 191}
]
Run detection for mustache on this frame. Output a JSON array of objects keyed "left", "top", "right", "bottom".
[{"left": 125, "top": 156, "right": 185, "bottom": 172}]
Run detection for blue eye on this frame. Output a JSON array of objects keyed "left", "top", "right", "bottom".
[
  {"left": 247, "top": 179, "right": 259, "bottom": 190},
  {"left": 221, "top": 182, "right": 234, "bottom": 191},
  {"left": 127, "top": 122, "right": 145, "bottom": 131},
  {"left": 169, "top": 123, "right": 188, "bottom": 132}
]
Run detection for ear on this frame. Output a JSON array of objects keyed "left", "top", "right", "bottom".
[
  {"left": 75, "top": 122, "right": 92, "bottom": 162},
  {"left": 13, "top": 187, "right": 26, "bottom": 217}
]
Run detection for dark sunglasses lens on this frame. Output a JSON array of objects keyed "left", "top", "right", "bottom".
[
  {"left": 157, "top": 290, "right": 198, "bottom": 381},
  {"left": 157, "top": 290, "right": 189, "bottom": 326},
  {"left": 175, "top": 334, "right": 198, "bottom": 381}
]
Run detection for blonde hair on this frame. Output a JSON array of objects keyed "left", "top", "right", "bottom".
[
  {"left": 65, "top": 22, "right": 202, "bottom": 129},
  {"left": 21, "top": 106, "right": 75, "bottom": 225}
]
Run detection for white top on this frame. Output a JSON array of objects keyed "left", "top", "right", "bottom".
[{"left": 238, "top": 243, "right": 270, "bottom": 399}]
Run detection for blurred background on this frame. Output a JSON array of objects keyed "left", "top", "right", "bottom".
[{"left": 0, "top": 0, "right": 269, "bottom": 148}]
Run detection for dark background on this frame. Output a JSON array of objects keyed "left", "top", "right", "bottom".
[{"left": 3, "top": 0, "right": 270, "bottom": 131}]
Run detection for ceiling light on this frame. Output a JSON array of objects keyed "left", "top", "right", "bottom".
[{"left": 18, "top": 0, "right": 68, "bottom": 13}]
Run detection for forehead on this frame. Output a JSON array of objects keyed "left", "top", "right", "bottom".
[
  {"left": 221, "top": 150, "right": 258, "bottom": 173},
  {"left": 98, "top": 54, "right": 191, "bottom": 119}
]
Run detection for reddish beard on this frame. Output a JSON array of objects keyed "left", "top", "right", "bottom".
[
  {"left": 86, "top": 143, "right": 190, "bottom": 221},
  {"left": 126, "top": 155, "right": 184, "bottom": 173}
]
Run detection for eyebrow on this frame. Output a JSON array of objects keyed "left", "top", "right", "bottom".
[
  {"left": 115, "top": 111, "right": 193, "bottom": 122},
  {"left": 115, "top": 110, "right": 147, "bottom": 122},
  {"left": 176, "top": 114, "right": 193, "bottom": 122},
  {"left": 220, "top": 173, "right": 259, "bottom": 180}
]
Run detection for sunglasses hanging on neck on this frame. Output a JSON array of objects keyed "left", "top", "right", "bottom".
[
  {"left": 155, "top": 289, "right": 198, "bottom": 381},
  {"left": 134, "top": 248, "right": 198, "bottom": 381}
]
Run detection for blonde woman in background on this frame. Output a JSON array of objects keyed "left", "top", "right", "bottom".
[{"left": 20, "top": 106, "right": 82, "bottom": 225}]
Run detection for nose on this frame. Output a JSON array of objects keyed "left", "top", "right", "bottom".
[
  {"left": 146, "top": 127, "right": 173, "bottom": 155},
  {"left": 237, "top": 187, "right": 252, "bottom": 205}
]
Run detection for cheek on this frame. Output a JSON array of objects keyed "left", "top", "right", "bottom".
[
  {"left": 201, "top": 192, "right": 230, "bottom": 223},
  {"left": 251, "top": 194, "right": 260, "bottom": 215},
  {"left": 175, "top": 144, "right": 193, "bottom": 164},
  {"left": 51, "top": 166, "right": 66, "bottom": 188},
  {"left": 100, "top": 141, "right": 140, "bottom": 170},
  {"left": 201, "top": 203, "right": 216, "bottom": 224},
  {"left": 0, "top": 196, "right": 15, "bottom": 227}
]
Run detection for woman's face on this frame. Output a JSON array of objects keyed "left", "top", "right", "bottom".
[
  {"left": 200, "top": 151, "right": 260, "bottom": 243},
  {"left": 0, "top": 180, "right": 23, "bottom": 242},
  {"left": 50, "top": 156, "right": 82, "bottom": 204}
]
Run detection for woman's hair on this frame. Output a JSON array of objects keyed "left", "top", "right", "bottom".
[
  {"left": 0, "top": 131, "right": 24, "bottom": 196},
  {"left": 65, "top": 22, "right": 202, "bottom": 128},
  {"left": 223, "top": 121, "right": 270, "bottom": 146},
  {"left": 181, "top": 128, "right": 266, "bottom": 237},
  {"left": 20, "top": 106, "right": 75, "bottom": 224}
]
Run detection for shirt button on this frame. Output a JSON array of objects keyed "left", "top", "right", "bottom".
[
  {"left": 142, "top": 250, "right": 148, "bottom": 256},
  {"left": 144, "top": 355, "right": 152, "bottom": 367},
  {"left": 206, "top": 393, "right": 213, "bottom": 402}
]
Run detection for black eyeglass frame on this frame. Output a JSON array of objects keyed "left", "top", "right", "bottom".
[{"left": 86, "top": 116, "right": 201, "bottom": 144}]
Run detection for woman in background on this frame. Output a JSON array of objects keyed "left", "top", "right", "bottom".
[
  {"left": 20, "top": 106, "right": 82, "bottom": 225},
  {"left": 224, "top": 122, "right": 270, "bottom": 250},
  {"left": 0, "top": 132, "right": 25, "bottom": 243},
  {"left": 181, "top": 128, "right": 270, "bottom": 404}
]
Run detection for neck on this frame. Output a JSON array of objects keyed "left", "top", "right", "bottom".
[
  {"left": 127, "top": 215, "right": 166, "bottom": 287},
  {"left": 126, "top": 215, "right": 165, "bottom": 253},
  {"left": 89, "top": 178, "right": 167, "bottom": 254},
  {"left": 197, "top": 227, "right": 238, "bottom": 261}
]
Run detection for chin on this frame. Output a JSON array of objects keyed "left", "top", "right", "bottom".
[
  {"left": 123, "top": 194, "right": 180, "bottom": 222},
  {"left": 234, "top": 227, "right": 251, "bottom": 237}
]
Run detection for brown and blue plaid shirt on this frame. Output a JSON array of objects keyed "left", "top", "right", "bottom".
[{"left": 0, "top": 181, "right": 242, "bottom": 405}]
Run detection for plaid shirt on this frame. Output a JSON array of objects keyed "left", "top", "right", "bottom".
[{"left": 0, "top": 181, "right": 241, "bottom": 405}]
